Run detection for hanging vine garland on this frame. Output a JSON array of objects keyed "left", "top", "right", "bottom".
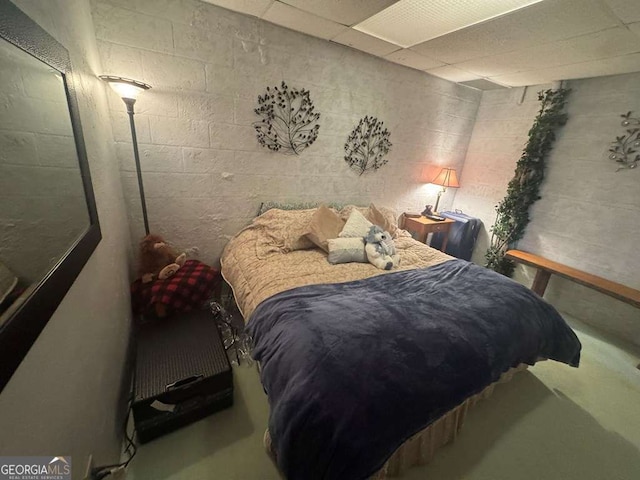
[
  {"left": 485, "top": 88, "right": 570, "bottom": 277},
  {"left": 608, "top": 111, "right": 640, "bottom": 171},
  {"left": 344, "top": 116, "right": 392, "bottom": 175},
  {"left": 253, "top": 81, "right": 320, "bottom": 155}
]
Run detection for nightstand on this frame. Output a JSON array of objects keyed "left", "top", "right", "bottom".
[{"left": 403, "top": 216, "right": 455, "bottom": 252}]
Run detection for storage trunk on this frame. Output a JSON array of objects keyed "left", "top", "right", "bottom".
[
  {"left": 430, "top": 211, "right": 482, "bottom": 261},
  {"left": 133, "top": 308, "right": 233, "bottom": 443}
]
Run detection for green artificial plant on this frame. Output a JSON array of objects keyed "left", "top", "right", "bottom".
[{"left": 485, "top": 87, "right": 570, "bottom": 276}]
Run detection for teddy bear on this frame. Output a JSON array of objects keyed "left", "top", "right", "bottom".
[
  {"left": 138, "top": 234, "right": 187, "bottom": 284},
  {"left": 364, "top": 225, "right": 400, "bottom": 270}
]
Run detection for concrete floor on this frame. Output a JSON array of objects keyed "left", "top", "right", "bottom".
[{"left": 128, "top": 314, "right": 640, "bottom": 480}]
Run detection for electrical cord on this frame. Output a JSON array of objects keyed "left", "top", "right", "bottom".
[{"left": 91, "top": 390, "right": 137, "bottom": 479}]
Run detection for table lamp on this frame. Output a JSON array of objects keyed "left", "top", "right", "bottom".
[{"left": 429, "top": 167, "right": 460, "bottom": 213}]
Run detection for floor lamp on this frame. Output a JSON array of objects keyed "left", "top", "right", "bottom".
[{"left": 100, "top": 75, "right": 152, "bottom": 235}]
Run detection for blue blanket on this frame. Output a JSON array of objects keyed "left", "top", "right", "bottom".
[{"left": 247, "top": 260, "right": 581, "bottom": 480}]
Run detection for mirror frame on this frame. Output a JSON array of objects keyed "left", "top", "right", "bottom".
[{"left": 0, "top": 0, "right": 102, "bottom": 391}]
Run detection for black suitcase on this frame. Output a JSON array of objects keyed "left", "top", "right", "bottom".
[
  {"left": 133, "top": 308, "right": 233, "bottom": 443},
  {"left": 430, "top": 211, "right": 482, "bottom": 261}
]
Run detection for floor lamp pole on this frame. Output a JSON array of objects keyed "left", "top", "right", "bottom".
[{"left": 123, "top": 97, "right": 150, "bottom": 236}]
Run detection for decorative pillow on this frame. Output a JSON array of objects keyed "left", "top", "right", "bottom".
[
  {"left": 327, "top": 237, "right": 367, "bottom": 264},
  {"left": 130, "top": 259, "right": 220, "bottom": 317},
  {"left": 338, "top": 204, "right": 399, "bottom": 237},
  {"left": 304, "top": 205, "right": 345, "bottom": 253},
  {"left": 339, "top": 209, "right": 373, "bottom": 238},
  {"left": 368, "top": 203, "right": 398, "bottom": 237},
  {"left": 338, "top": 205, "right": 369, "bottom": 221}
]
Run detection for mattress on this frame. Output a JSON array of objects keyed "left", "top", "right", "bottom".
[{"left": 220, "top": 207, "right": 452, "bottom": 320}]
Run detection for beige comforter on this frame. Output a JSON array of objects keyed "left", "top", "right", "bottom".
[{"left": 220, "top": 207, "right": 452, "bottom": 319}]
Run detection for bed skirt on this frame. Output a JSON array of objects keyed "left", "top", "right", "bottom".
[{"left": 263, "top": 364, "right": 528, "bottom": 479}]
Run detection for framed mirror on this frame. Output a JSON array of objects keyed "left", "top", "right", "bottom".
[{"left": 0, "top": 0, "right": 102, "bottom": 391}]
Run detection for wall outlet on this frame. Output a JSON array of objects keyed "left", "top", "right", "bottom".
[{"left": 83, "top": 454, "right": 94, "bottom": 480}]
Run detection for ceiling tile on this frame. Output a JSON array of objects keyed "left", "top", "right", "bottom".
[
  {"left": 603, "top": 0, "right": 640, "bottom": 24},
  {"left": 452, "top": 55, "right": 524, "bottom": 78},
  {"left": 488, "top": 71, "right": 547, "bottom": 87},
  {"left": 383, "top": 49, "right": 445, "bottom": 70},
  {"left": 453, "top": 26, "right": 640, "bottom": 77},
  {"left": 410, "top": 0, "right": 620, "bottom": 64},
  {"left": 490, "top": 52, "right": 640, "bottom": 86},
  {"left": 353, "top": 0, "right": 544, "bottom": 48},
  {"left": 459, "top": 79, "right": 509, "bottom": 90},
  {"left": 567, "top": 26, "right": 640, "bottom": 61},
  {"left": 201, "top": 0, "right": 274, "bottom": 17},
  {"left": 278, "top": 0, "right": 400, "bottom": 26},
  {"left": 262, "top": 2, "right": 348, "bottom": 40},
  {"left": 425, "top": 65, "right": 481, "bottom": 82},
  {"left": 331, "top": 29, "right": 400, "bottom": 56}
]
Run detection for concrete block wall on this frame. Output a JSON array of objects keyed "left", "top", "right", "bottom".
[
  {"left": 453, "top": 75, "right": 640, "bottom": 344},
  {"left": 0, "top": 40, "right": 89, "bottom": 282},
  {"left": 91, "top": 0, "right": 481, "bottom": 264},
  {"left": 452, "top": 85, "right": 546, "bottom": 262}
]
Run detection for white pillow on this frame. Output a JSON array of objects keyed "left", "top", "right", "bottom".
[
  {"left": 338, "top": 209, "right": 373, "bottom": 238},
  {"left": 327, "top": 238, "right": 367, "bottom": 264}
]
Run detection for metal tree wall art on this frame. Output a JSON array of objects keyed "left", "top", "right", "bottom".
[
  {"left": 344, "top": 116, "right": 392, "bottom": 175},
  {"left": 609, "top": 111, "right": 640, "bottom": 171},
  {"left": 253, "top": 81, "right": 320, "bottom": 155}
]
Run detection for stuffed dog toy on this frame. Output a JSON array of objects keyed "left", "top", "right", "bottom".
[{"left": 364, "top": 225, "right": 400, "bottom": 270}]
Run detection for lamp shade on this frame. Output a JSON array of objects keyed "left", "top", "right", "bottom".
[
  {"left": 99, "top": 75, "right": 151, "bottom": 100},
  {"left": 430, "top": 167, "right": 460, "bottom": 188}
]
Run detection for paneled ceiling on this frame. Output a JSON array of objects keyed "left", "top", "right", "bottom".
[{"left": 202, "top": 0, "right": 640, "bottom": 89}]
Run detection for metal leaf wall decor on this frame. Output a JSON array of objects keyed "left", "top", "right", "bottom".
[
  {"left": 253, "top": 81, "right": 320, "bottom": 155},
  {"left": 344, "top": 116, "right": 392, "bottom": 175},
  {"left": 609, "top": 111, "right": 640, "bottom": 171}
]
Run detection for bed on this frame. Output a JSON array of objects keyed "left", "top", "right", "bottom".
[{"left": 220, "top": 205, "right": 581, "bottom": 480}]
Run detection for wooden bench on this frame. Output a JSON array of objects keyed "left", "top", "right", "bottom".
[{"left": 505, "top": 249, "right": 640, "bottom": 309}]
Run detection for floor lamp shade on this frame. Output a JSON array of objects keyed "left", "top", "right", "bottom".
[{"left": 99, "top": 75, "right": 150, "bottom": 100}]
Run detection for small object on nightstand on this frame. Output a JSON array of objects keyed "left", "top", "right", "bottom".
[
  {"left": 421, "top": 204, "right": 434, "bottom": 216},
  {"left": 422, "top": 204, "right": 445, "bottom": 220},
  {"left": 404, "top": 212, "right": 422, "bottom": 218}
]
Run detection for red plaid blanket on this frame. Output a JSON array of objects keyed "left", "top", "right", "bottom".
[{"left": 131, "top": 260, "right": 220, "bottom": 316}]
